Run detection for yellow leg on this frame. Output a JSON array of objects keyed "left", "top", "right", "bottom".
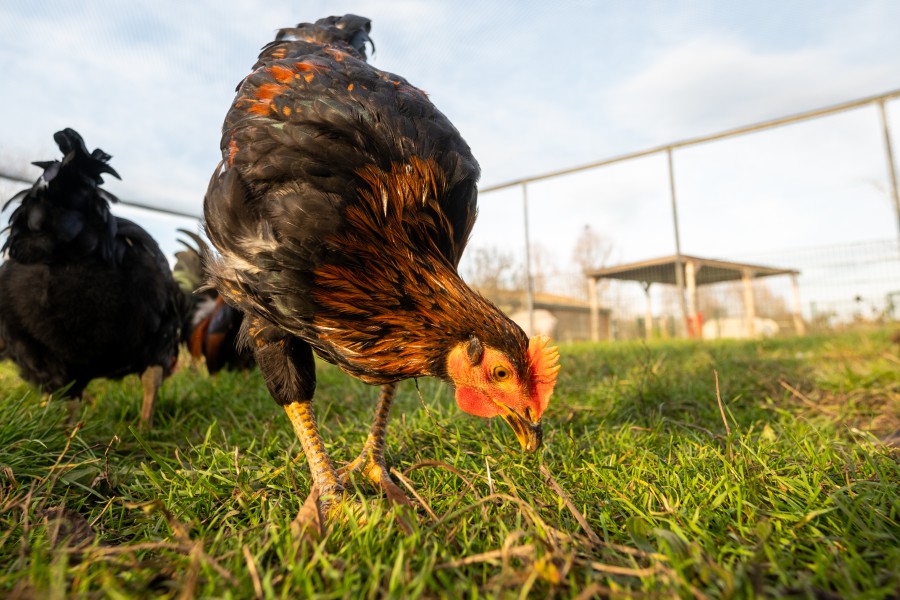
[
  {"left": 338, "top": 383, "right": 412, "bottom": 508},
  {"left": 139, "top": 365, "right": 163, "bottom": 431},
  {"left": 284, "top": 400, "right": 343, "bottom": 499}
]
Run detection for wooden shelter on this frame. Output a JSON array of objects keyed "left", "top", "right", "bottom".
[{"left": 585, "top": 255, "right": 805, "bottom": 340}]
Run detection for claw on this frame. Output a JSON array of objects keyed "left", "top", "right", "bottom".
[
  {"left": 339, "top": 452, "right": 414, "bottom": 534},
  {"left": 291, "top": 486, "right": 325, "bottom": 543}
]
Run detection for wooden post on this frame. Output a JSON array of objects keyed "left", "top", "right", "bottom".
[
  {"left": 742, "top": 269, "right": 757, "bottom": 338},
  {"left": 685, "top": 259, "right": 700, "bottom": 337},
  {"left": 790, "top": 273, "right": 806, "bottom": 335},
  {"left": 642, "top": 282, "right": 653, "bottom": 340},
  {"left": 588, "top": 275, "right": 600, "bottom": 342}
]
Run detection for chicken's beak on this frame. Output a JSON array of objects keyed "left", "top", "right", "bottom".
[{"left": 500, "top": 410, "right": 542, "bottom": 452}]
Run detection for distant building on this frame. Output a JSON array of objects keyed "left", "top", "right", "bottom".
[{"left": 478, "top": 289, "right": 608, "bottom": 343}]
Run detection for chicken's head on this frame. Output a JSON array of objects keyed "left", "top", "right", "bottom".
[{"left": 446, "top": 335, "right": 560, "bottom": 452}]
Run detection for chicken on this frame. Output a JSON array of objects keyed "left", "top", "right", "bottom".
[
  {"left": 0, "top": 128, "right": 184, "bottom": 429},
  {"left": 174, "top": 229, "right": 253, "bottom": 374},
  {"left": 203, "top": 15, "right": 560, "bottom": 520}
]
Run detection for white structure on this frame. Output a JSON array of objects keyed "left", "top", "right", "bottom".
[
  {"left": 586, "top": 254, "right": 805, "bottom": 341},
  {"left": 702, "top": 317, "right": 780, "bottom": 339},
  {"left": 510, "top": 308, "right": 558, "bottom": 338}
]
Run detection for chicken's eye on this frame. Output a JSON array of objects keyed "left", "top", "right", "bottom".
[{"left": 491, "top": 365, "right": 511, "bottom": 382}]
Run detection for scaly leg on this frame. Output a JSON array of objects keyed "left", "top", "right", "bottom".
[
  {"left": 284, "top": 400, "right": 343, "bottom": 500},
  {"left": 284, "top": 399, "right": 346, "bottom": 538},
  {"left": 338, "top": 382, "right": 412, "bottom": 508},
  {"left": 139, "top": 365, "right": 163, "bottom": 430},
  {"left": 248, "top": 317, "right": 344, "bottom": 534}
]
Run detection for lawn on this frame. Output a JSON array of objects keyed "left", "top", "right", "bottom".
[{"left": 0, "top": 329, "right": 898, "bottom": 598}]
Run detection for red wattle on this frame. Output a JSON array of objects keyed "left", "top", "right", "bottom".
[{"left": 455, "top": 386, "right": 501, "bottom": 418}]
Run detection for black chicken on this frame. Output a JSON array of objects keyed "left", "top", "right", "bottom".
[
  {"left": 203, "top": 15, "right": 559, "bottom": 524},
  {"left": 0, "top": 129, "right": 184, "bottom": 428},
  {"left": 174, "top": 229, "right": 253, "bottom": 373}
]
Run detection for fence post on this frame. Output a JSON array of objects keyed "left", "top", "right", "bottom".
[
  {"left": 877, "top": 100, "right": 900, "bottom": 251},
  {"left": 685, "top": 259, "right": 700, "bottom": 337},
  {"left": 742, "top": 269, "right": 757, "bottom": 337},
  {"left": 641, "top": 282, "right": 653, "bottom": 339},
  {"left": 790, "top": 273, "right": 806, "bottom": 335},
  {"left": 588, "top": 276, "right": 600, "bottom": 341},
  {"left": 521, "top": 183, "right": 535, "bottom": 336},
  {"left": 667, "top": 148, "right": 690, "bottom": 337}
]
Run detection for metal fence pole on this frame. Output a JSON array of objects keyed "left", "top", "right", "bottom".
[
  {"left": 521, "top": 183, "right": 535, "bottom": 335},
  {"left": 0, "top": 169, "right": 201, "bottom": 220},
  {"left": 666, "top": 148, "right": 690, "bottom": 337},
  {"left": 481, "top": 88, "right": 900, "bottom": 196},
  {"left": 877, "top": 100, "right": 900, "bottom": 251}
]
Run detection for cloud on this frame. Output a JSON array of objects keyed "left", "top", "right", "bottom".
[
  {"left": 606, "top": 35, "right": 900, "bottom": 143},
  {"left": 2, "top": 0, "right": 900, "bottom": 278}
]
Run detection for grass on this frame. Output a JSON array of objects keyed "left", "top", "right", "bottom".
[{"left": 0, "top": 328, "right": 898, "bottom": 599}]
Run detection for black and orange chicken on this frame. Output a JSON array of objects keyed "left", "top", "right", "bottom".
[
  {"left": 174, "top": 229, "right": 253, "bottom": 374},
  {"left": 0, "top": 129, "right": 184, "bottom": 428},
  {"left": 203, "top": 15, "right": 560, "bottom": 519}
]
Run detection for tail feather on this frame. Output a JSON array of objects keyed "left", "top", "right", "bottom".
[
  {"left": 173, "top": 229, "right": 253, "bottom": 373},
  {"left": 173, "top": 228, "right": 212, "bottom": 296},
  {"left": 53, "top": 128, "right": 121, "bottom": 184},
  {"left": 2, "top": 128, "right": 121, "bottom": 264},
  {"left": 259, "top": 14, "right": 374, "bottom": 67}
]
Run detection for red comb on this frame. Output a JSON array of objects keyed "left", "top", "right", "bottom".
[{"left": 527, "top": 335, "right": 560, "bottom": 416}]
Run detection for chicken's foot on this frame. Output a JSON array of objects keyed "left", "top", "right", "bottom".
[
  {"left": 284, "top": 400, "right": 344, "bottom": 498},
  {"left": 139, "top": 365, "right": 163, "bottom": 430},
  {"left": 284, "top": 399, "right": 351, "bottom": 538},
  {"left": 338, "top": 382, "right": 414, "bottom": 512}
]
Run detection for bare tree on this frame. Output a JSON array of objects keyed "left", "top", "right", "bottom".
[
  {"left": 461, "top": 245, "right": 520, "bottom": 294},
  {"left": 528, "top": 242, "right": 560, "bottom": 294},
  {"left": 717, "top": 280, "right": 791, "bottom": 320},
  {"left": 698, "top": 286, "right": 728, "bottom": 320},
  {"left": 752, "top": 282, "right": 790, "bottom": 320},
  {"left": 572, "top": 225, "right": 613, "bottom": 273},
  {"left": 572, "top": 224, "right": 614, "bottom": 301}
]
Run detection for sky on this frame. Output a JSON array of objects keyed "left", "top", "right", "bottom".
[{"left": 1, "top": 0, "right": 899, "bottom": 309}]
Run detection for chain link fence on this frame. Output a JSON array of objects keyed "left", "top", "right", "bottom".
[
  {"left": 3, "top": 91, "right": 900, "bottom": 344},
  {"left": 461, "top": 91, "right": 900, "bottom": 342}
]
